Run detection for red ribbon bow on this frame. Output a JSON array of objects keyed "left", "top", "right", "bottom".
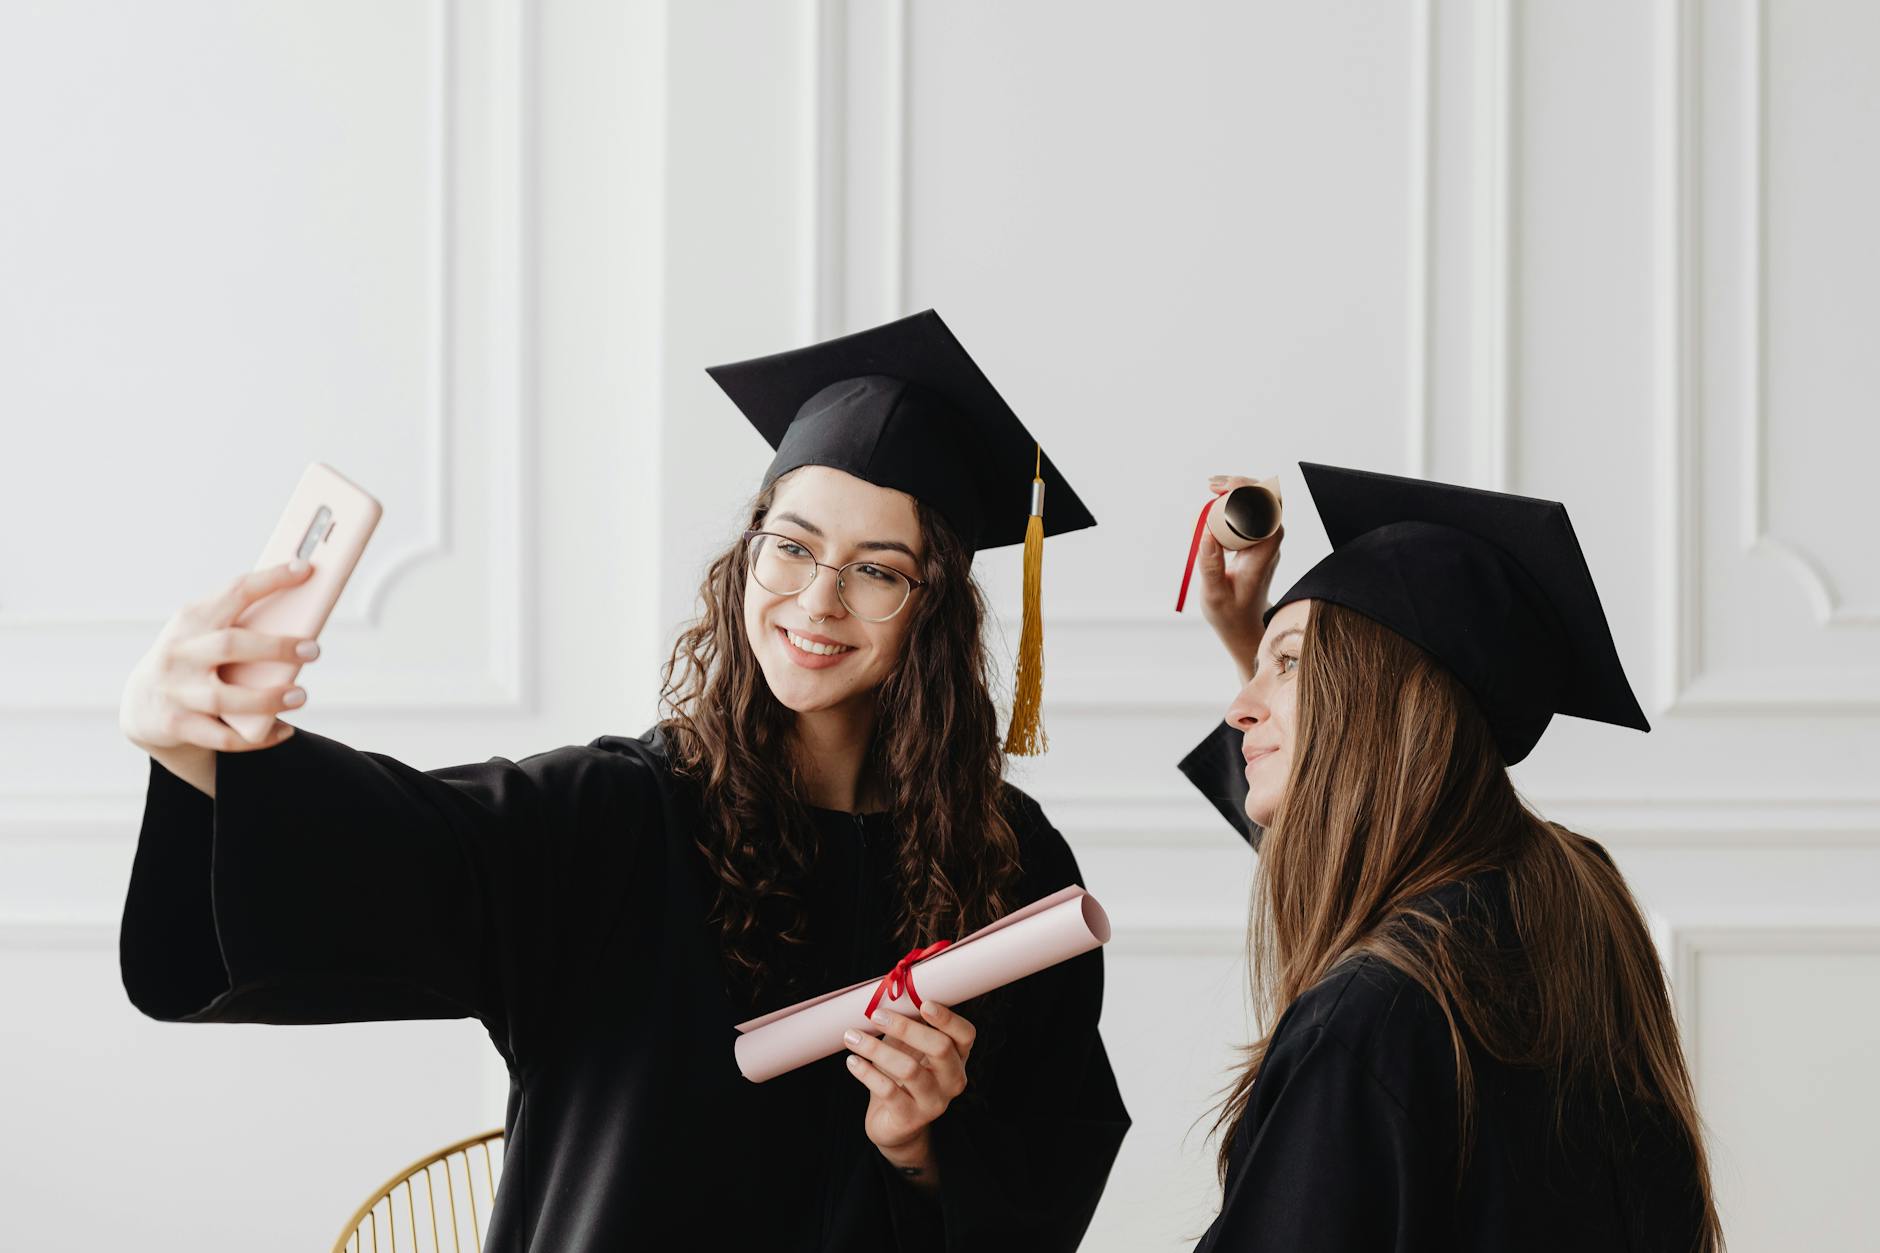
[{"left": 863, "top": 940, "right": 953, "bottom": 1020}]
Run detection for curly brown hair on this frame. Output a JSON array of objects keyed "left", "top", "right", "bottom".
[{"left": 658, "top": 472, "right": 1023, "bottom": 1006}]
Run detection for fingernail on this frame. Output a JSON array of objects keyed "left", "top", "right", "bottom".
[
  {"left": 295, "top": 640, "right": 321, "bottom": 660},
  {"left": 870, "top": 1012, "right": 889, "bottom": 1027},
  {"left": 843, "top": 1029, "right": 862, "bottom": 1047},
  {"left": 283, "top": 688, "right": 305, "bottom": 707},
  {"left": 287, "top": 559, "right": 308, "bottom": 574},
  {"left": 846, "top": 1055, "right": 862, "bottom": 1069}
]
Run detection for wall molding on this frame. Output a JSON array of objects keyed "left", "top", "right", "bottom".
[
  {"left": 0, "top": 915, "right": 118, "bottom": 950},
  {"left": 1030, "top": 795, "right": 1241, "bottom": 849},
  {"left": 0, "top": 908, "right": 1249, "bottom": 959},
  {"left": 804, "top": 0, "right": 1435, "bottom": 473},
  {"left": 1657, "top": 0, "right": 1880, "bottom": 715},
  {"left": 1734, "top": 0, "right": 1878, "bottom": 629},
  {"left": 42, "top": 783, "right": 1875, "bottom": 848},
  {"left": 1471, "top": 0, "right": 1517, "bottom": 492},
  {"left": 803, "top": 0, "right": 1436, "bottom": 633},
  {"left": 1033, "top": 788, "right": 1880, "bottom": 850},
  {"left": 338, "top": 0, "right": 458, "bottom": 629},
  {"left": 0, "top": 0, "right": 533, "bottom": 716},
  {"left": 0, "top": 802, "right": 142, "bottom": 837},
  {"left": 1105, "top": 925, "right": 1248, "bottom": 959},
  {"left": 801, "top": 0, "right": 909, "bottom": 341},
  {"left": 970, "top": 0, "right": 1436, "bottom": 628},
  {"left": 1653, "top": 0, "right": 1699, "bottom": 717},
  {"left": 802, "top": 0, "right": 839, "bottom": 341},
  {"left": 1402, "top": 0, "right": 1437, "bottom": 480},
  {"left": 1668, "top": 921, "right": 1880, "bottom": 1090}
]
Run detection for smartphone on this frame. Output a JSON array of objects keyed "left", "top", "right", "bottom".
[{"left": 220, "top": 462, "right": 382, "bottom": 743}]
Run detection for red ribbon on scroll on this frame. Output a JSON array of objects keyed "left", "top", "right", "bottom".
[
  {"left": 1174, "top": 494, "right": 1219, "bottom": 613},
  {"left": 863, "top": 940, "right": 954, "bottom": 1019}
]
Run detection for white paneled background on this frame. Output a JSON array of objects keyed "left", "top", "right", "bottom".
[{"left": 2, "top": 1, "right": 1876, "bottom": 1248}]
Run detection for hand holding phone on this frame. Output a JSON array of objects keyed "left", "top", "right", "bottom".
[
  {"left": 219, "top": 463, "right": 382, "bottom": 742},
  {"left": 119, "top": 560, "right": 319, "bottom": 782}
]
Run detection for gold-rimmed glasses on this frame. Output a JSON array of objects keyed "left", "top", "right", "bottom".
[{"left": 742, "top": 530, "right": 927, "bottom": 622}]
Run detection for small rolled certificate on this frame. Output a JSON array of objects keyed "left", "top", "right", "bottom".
[{"left": 733, "top": 885, "right": 1112, "bottom": 1083}]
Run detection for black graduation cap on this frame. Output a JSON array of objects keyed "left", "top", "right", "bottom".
[
  {"left": 705, "top": 309, "right": 1094, "bottom": 755},
  {"left": 1180, "top": 462, "right": 1649, "bottom": 845},
  {"left": 704, "top": 309, "right": 1095, "bottom": 552}
]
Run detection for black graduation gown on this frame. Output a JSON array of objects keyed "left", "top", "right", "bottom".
[
  {"left": 120, "top": 726, "right": 1128, "bottom": 1251},
  {"left": 1190, "top": 872, "right": 1707, "bottom": 1253}
]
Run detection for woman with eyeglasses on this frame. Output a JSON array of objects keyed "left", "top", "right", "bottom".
[
  {"left": 117, "top": 311, "right": 1128, "bottom": 1251},
  {"left": 1176, "top": 464, "right": 1720, "bottom": 1252}
]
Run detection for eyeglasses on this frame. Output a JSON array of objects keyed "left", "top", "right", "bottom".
[{"left": 742, "top": 530, "right": 927, "bottom": 623}]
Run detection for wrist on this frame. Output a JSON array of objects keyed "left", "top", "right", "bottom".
[
  {"left": 881, "top": 1130, "right": 940, "bottom": 1194},
  {"left": 878, "top": 1127, "right": 935, "bottom": 1171}
]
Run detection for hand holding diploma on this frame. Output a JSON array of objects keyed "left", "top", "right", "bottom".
[
  {"left": 843, "top": 998, "right": 976, "bottom": 1189},
  {"left": 733, "top": 885, "right": 1110, "bottom": 1083},
  {"left": 732, "top": 885, "right": 1111, "bottom": 1186},
  {"left": 730, "top": 884, "right": 1112, "bottom": 1184}
]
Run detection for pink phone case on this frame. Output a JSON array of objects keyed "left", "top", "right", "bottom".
[{"left": 221, "top": 463, "right": 382, "bottom": 743}]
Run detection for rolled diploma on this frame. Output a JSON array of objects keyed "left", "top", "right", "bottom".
[
  {"left": 733, "top": 885, "right": 1111, "bottom": 1083},
  {"left": 1205, "top": 477, "right": 1283, "bottom": 550}
]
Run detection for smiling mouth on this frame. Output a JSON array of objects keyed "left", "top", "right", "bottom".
[{"left": 781, "top": 627, "right": 856, "bottom": 657}]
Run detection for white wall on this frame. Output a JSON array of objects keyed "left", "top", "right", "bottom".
[{"left": 2, "top": 1, "right": 1876, "bottom": 1249}]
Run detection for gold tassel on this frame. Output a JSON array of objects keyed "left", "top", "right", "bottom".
[{"left": 1004, "top": 445, "right": 1048, "bottom": 756}]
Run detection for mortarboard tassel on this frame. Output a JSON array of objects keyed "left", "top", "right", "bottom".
[{"left": 1005, "top": 445, "right": 1048, "bottom": 756}]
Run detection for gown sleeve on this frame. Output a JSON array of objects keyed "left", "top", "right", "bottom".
[
  {"left": 1200, "top": 1014, "right": 1454, "bottom": 1252},
  {"left": 883, "top": 794, "right": 1130, "bottom": 1253},
  {"left": 119, "top": 727, "right": 654, "bottom": 1066}
]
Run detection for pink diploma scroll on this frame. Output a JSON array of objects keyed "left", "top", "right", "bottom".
[{"left": 733, "top": 885, "right": 1111, "bottom": 1083}]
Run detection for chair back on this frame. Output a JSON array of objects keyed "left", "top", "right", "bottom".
[{"left": 332, "top": 1129, "right": 505, "bottom": 1253}]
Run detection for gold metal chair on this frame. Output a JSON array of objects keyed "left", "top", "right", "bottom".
[{"left": 332, "top": 1129, "right": 506, "bottom": 1253}]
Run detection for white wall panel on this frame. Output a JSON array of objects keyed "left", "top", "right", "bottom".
[
  {"left": 0, "top": 0, "right": 665, "bottom": 1244},
  {"left": 1674, "top": 928, "right": 1880, "bottom": 1251},
  {"left": 1666, "top": 0, "right": 1880, "bottom": 712},
  {"left": 893, "top": 6, "right": 1440, "bottom": 1250},
  {"left": 1096, "top": 931, "right": 1253, "bottom": 1250},
  {"left": 0, "top": 0, "right": 531, "bottom": 720},
  {"left": 0, "top": 934, "right": 491, "bottom": 1249}
]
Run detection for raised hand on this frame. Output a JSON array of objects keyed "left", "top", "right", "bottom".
[
  {"left": 1193, "top": 474, "right": 1286, "bottom": 683},
  {"left": 119, "top": 561, "right": 323, "bottom": 791}
]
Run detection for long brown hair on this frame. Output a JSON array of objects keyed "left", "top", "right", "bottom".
[
  {"left": 1214, "top": 601, "right": 1721, "bottom": 1248},
  {"left": 659, "top": 472, "right": 1022, "bottom": 1005}
]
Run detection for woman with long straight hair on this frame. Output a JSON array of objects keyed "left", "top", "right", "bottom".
[
  {"left": 116, "top": 311, "right": 1128, "bottom": 1250},
  {"left": 1177, "top": 463, "right": 1721, "bottom": 1251}
]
